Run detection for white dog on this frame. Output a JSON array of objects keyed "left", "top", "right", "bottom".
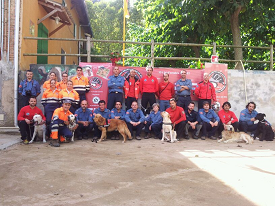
[
  {"left": 161, "top": 111, "right": 177, "bottom": 143},
  {"left": 218, "top": 125, "right": 253, "bottom": 144},
  {"left": 68, "top": 114, "right": 77, "bottom": 142},
  {"left": 29, "top": 114, "right": 46, "bottom": 143}
]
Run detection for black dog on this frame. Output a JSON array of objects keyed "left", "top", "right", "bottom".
[{"left": 254, "top": 113, "right": 274, "bottom": 141}]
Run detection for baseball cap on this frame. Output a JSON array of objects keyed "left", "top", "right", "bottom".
[
  {"left": 63, "top": 99, "right": 72, "bottom": 104},
  {"left": 203, "top": 101, "right": 210, "bottom": 106}
]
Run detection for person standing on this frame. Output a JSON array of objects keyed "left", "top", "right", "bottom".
[
  {"left": 175, "top": 70, "right": 192, "bottom": 111},
  {"left": 75, "top": 100, "right": 93, "bottom": 140},
  {"left": 71, "top": 66, "right": 90, "bottom": 103},
  {"left": 59, "top": 72, "right": 69, "bottom": 90},
  {"left": 18, "top": 70, "right": 41, "bottom": 111},
  {"left": 166, "top": 98, "right": 186, "bottom": 140},
  {"left": 139, "top": 66, "right": 158, "bottom": 115},
  {"left": 125, "top": 101, "right": 145, "bottom": 140},
  {"left": 185, "top": 102, "right": 202, "bottom": 140},
  {"left": 124, "top": 69, "right": 140, "bottom": 110},
  {"left": 239, "top": 102, "right": 258, "bottom": 138},
  {"left": 107, "top": 66, "right": 125, "bottom": 110},
  {"left": 195, "top": 72, "right": 217, "bottom": 109},
  {"left": 158, "top": 73, "right": 175, "bottom": 112},
  {"left": 17, "top": 97, "right": 46, "bottom": 144},
  {"left": 43, "top": 72, "right": 60, "bottom": 91}
]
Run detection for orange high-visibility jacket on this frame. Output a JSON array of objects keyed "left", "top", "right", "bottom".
[
  {"left": 58, "top": 89, "right": 80, "bottom": 106},
  {"left": 51, "top": 107, "right": 72, "bottom": 140},
  {"left": 43, "top": 80, "right": 60, "bottom": 91},
  {"left": 71, "top": 75, "right": 90, "bottom": 93}
]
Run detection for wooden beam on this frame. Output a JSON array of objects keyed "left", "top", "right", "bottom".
[
  {"left": 37, "top": 9, "right": 58, "bottom": 25},
  {"left": 38, "top": 1, "right": 62, "bottom": 11},
  {"left": 49, "top": 23, "right": 66, "bottom": 37}
]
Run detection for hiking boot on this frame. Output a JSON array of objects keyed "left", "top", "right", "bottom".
[
  {"left": 23, "top": 139, "right": 29, "bottom": 144},
  {"left": 209, "top": 136, "right": 217, "bottom": 140},
  {"left": 50, "top": 139, "right": 60, "bottom": 147},
  {"left": 184, "top": 135, "right": 190, "bottom": 140},
  {"left": 144, "top": 135, "right": 149, "bottom": 139},
  {"left": 201, "top": 136, "right": 206, "bottom": 140},
  {"left": 77, "top": 135, "right": 83, "bottom": 140},
  {"left": 135, "top": 136, "right": 141, "bottom": 140},
  {"left": 193, "top": 135, "right": 199, "bottom": 140}
]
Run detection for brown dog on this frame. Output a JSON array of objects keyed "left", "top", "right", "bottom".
[{"left": 93, "top": 114, "right": 132, "bottom": 143}]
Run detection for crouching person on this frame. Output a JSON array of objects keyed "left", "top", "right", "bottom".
[
  {"left": 199, "top": 101, "right": 219, "bottom": 140},
  {"left": 75, "top": 100, "right": 93, "bottom": 140},
  {"left": 185, "top": 102, "right": 202, "bottom": 140},
  {"left": 144, "top": 103, "right": 163, "bottom": 139},
  {"left": 50, "top": 99, "right": 78, "bottom": 147},
  {"left": 125, "top": 101, "right": 145, "bottom": 140}
]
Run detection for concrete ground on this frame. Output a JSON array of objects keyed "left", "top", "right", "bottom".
[{"left": 0, "top": 131, "right": 275, "bottom": 206}]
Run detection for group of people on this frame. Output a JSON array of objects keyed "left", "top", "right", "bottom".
[{"left": 17, "top": 66, "right": 262, "bottom": 147}]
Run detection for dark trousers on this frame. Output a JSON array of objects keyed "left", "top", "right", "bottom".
[
  {"left": 18, "top": 95, "right": 30, "bottom": 112},
  {"left": 177, "top": 96, "right": 191, "bottom": 111},
  {"left": 125, "top": 97, "right": 137, "bottom": 111},
  {"left": 218, "top": 121, "right": 239, "bottom": 135},
  {"left": 77, "top": 123, "right": 93, "bottom": 136},
  {"left": 185, "top": 123, "right": 202, "bottom": 137},
  {"left": 93, "top": 125, "right": 102, "bottom": 139},
  {"left": 79, "top": 92, "right": 87, "bottom": 103},
  {"left": 198, "top": 99, "right": 211, "bottom": 110},
  {"left": 126, "top": 122, "right": 144, "bottom": 137},
  {"left": 141, "top": 93, "right": 156, "bottom": 115},
  {"left": 239, "top": 122, "right": 258, "bottom": 134},
  {"left": 201, "top": 121, "right": 218, "bottom": 137},
  {"left": 18, "top": 120, "right": 34, "bottom": 141},
  {"left": 56, "top": 126, "right": 73, "bottom": 139},
  {"left": 145, "top": 122, "right": 162, "bottom": 139},
  {"left": 107, "top": 92, "right": 123, "bottom": 110},
  {"left": 174, "top": 121, "right": 186, "bottom": 139}
]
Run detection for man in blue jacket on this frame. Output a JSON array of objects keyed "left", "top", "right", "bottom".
[
  {"left": 93, "top": 100, "right": 111, "bottom": 140},
  {"left": 110, "top": 101, "right": 126, "bottom": 140},
  {"left": 144, "top": 103, "right": 162, "bottom": 139},
  {"left": 199, "top": 101, "right": 220, "bottom": 140},
  {"left": 125, "top": 101, "right": 145, "bottom": 140},
  {"left": 75, "top": 100, "right": 93, "bottom": 140},
  {"left": 107, "top": 66, "right": 125, "bottom": 110},
  {"left": 239, "top": 102, "right": 258, "bottom": 137},
  {"left": 175, "top": 70, "right": 192, "bottom": 110}
]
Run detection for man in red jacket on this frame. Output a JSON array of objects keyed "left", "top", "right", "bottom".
[
  {"left": 195, "top": 72, "right": 217, "bottom": 109},
  {"left": 218, "top": 101, "right": 239, "bottom": 138},
  {"left": 124, "top": 69, "right": 140, "bottom": 110},
  {"left": 139, "top": 66, "right": 158, "bottom": 115},
  {"left": 17, "top": 96, "right": 46, "bottom": 144},
  {"left": 166, "top": 98, "right": 186, "bottom": 140},
  {"left": 158, "top": 73, "right": 175, "bottom": 111}
]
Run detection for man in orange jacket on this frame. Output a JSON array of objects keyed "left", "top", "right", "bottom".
[
  {"left": 195, "top": 72, "right": 217, "bottom": 109},
  {"left": 50, "top": 99, "right": 78, "bottom": 147}
]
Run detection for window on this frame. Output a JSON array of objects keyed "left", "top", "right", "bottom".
[{"left": 61, "top": 48, "right": 66, "bottom": 64}]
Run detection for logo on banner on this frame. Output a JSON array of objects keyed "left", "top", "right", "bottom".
[
  {"left": 92, "top": 96, "right": 100, "bottom": 104},
  {"left": 209, "top": 71, "right": 227, "bottom": 93},
  {"left": 119, "top": 69, "right": 143, "bottom": 80},
  {"left": 89, "top": 77, "right": 103, "bottom": 90}
]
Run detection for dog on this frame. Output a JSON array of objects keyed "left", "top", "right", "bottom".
[
  {"left": 161, "top": 111, "right": 177, "bottom": 143},
  {"left": 254, "top": 113, "right": 274, "bottom": 141},
  {"left": 218, "top": 125, "right": 253, "bottom": 144},
  {"left": 93, "top": 114, "right": 132, "bottom": 143},
  {"left": 68, "top": 114, "right": 77, "bottom": 142},
  {"left": 29, "top": 114, "right": 46, "bottom": 143}
]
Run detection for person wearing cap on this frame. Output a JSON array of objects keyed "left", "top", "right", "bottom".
[
  {"left": 218, "top": 101, "right": 239, "bottom": 138},
  {"left": 195, "top": 72, "right": 217, "bottom": 109},
  {"left": 107, "top": 66, "right": 125, "bottom": 110},
  {"left": 139, "top": 66, "right": 158, "bottom": 115},
  {"left": 71, "top": 66, "right": 90, "bottom": 103},
  {"left": 144, "top": 103, "right": 162, "bottom": 139},
  {"left": 93, "top": 100, "right": 111, "bottom": 140},
  {"left": 199, "top": 101, "right": 220, "bottom": 140},
  {"left": 175, "top": 70, "right": 192, "bottom": 111},
  {"left": 50, "top": 99, "right": 78, "bottom": 147},
  {"left": 125, "top": 101, "right": 145, "bottom": 140},
  {"left": 110, "top": 101, "right": 126, "bottom": 140},
  {"left": 166, "top": 98, "right": 186, "bottom": 140},
  {"left": 185, "top": 102, "right": 202, "bottom": 140},
  {"left": 124, "top": 69, "right": 140, "bottom": 110},
  {"left": 18, "top": 70, "right": 41, "bottom": 111},
  {"left": 158, "top": 73, "right": 175, "bottom": 112}
]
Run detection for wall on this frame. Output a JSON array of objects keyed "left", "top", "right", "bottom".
[{"left": 228, "top": 70, "right": 275, "bottom": 125}]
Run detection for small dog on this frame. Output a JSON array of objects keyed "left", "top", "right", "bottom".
[
  {"left": 218, "top": 125, "right": 253, "bottom": 144},
  {"left": 254, "top": 113, "right": 274, "bottom": 141},
  {"left": 93, "top": 114, "right": 132, "bottom": 143},
  {"left": 29, "top": 114, "right": 46, "bottom": 143},
  {"left": 161, "top": 111, "right": 177, "bottom": 143},
  {"left": 68, "top": 114, "right": 77, "bottom": 142}
]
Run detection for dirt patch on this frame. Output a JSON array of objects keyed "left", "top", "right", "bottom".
[{"left": 1, "top": 137, "right": 272, "bottom": 205}]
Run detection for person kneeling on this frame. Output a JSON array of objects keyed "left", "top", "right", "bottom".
[{"left": 50, "top": 100, "right": 78, "bottom": 147}]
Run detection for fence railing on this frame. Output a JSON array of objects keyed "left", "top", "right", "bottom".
[{"left": 23, "top": 37, "right": 274, "bottom": 70}]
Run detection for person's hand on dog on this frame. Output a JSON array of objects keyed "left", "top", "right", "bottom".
[
  {"left": 39, "top": 120, "right": 45, "bottom": 125},
  {"left": 64, "top": 120, "right": 69, "bottom": 125},
  {"left": 73, "top": 124, "right": 78, "bottom": 130},
  {"left": 25, "top": 119, "right": 31, "bottom": 124},
  {"left": 251, "top": 118, "right": 256, "bottom": 122}
]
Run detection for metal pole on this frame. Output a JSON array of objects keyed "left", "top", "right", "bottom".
[
  {"left": 270, "top": 44, "right": 273, "bottom": 71},
  {"left": 213, "top": 42, "right": 216, "bottom": 55},
  {"left": 87, "top": 35, "right": 91, "bottom": 63},
  {"left": 151, "top": 39, "right": 154, "bottom": 67}
]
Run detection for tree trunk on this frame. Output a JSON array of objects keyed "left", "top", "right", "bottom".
[{"left": 230, "top": 6, "right": 243, "bottom": 70}]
